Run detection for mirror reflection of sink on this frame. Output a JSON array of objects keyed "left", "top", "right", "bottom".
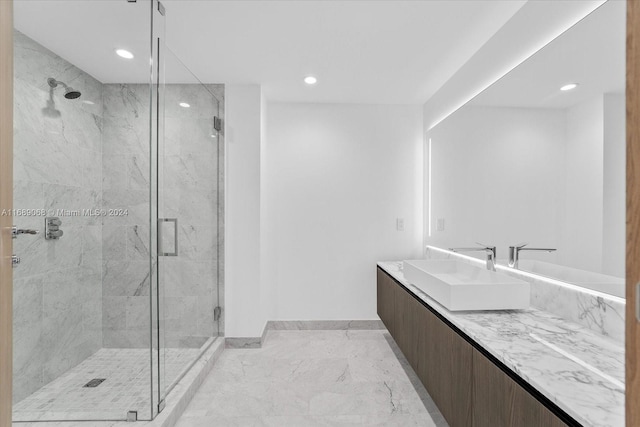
[
  {"left": 403, "top": 259, "right": 530, "bottom": 311},
  {"left": 515, "top": 260, "right": 624, "bottom": 298}
]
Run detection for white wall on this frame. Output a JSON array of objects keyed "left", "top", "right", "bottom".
[
  {"left": 259, "top": 91, "right": 277, "bottom": 324},
  {"left": 225, "top": 84, "right": 266, "bottom": 338},
  {"left": 560, "top": 97, "right": 604, "bottom": 271},
  {"left": 427, "top": 106, "right": 566, "bottom": 263},
  {"left": 265, "top": 104, "right": 423, "bottom": 320},
  {"left": 602, "top": 93, "right": 625, "bottom": 276}
]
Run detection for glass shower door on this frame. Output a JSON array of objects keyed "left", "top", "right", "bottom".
[
  {"left": 155, "top": 46, "right": 222, "bottom": 410},
  {"left": 12, "top": 0, "right": 157, "bottom": 421}
]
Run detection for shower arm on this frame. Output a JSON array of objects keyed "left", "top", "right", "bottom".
[{"left": 48, "top": 78, "right": 68, "bottom": 89}]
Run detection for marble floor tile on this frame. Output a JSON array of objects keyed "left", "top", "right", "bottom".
[
  {"left": 13, "top": 347, "right": 201, "bottom": 422},
  {"left": 176, "top": 413, "right": 437, "bottom": 427},
  {"left": 177, "top": 330, "right": 449, "bottom": 427}
]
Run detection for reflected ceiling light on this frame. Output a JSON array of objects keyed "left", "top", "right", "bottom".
[
  {"left": 560, "top": 83, "right": 578, "bottom": 91},
  {"left": 304, "top": 76, "right": 317, "bottom": 85},
  {"left": 115, "top": 49, "right": 134, "bottom": 59},
  {"left": 179, "top": 102, "right": 190, "bottom": 108},
  {"left": 82, "top": 100, "right": 95, "bottom": 105}
]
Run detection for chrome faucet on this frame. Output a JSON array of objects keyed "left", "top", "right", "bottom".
[
  {"left": 449, "top": 244, "right": 496, "bottom": 271},
  {"left": 508, "top": 243, "right": 556, "bottom": 268}
]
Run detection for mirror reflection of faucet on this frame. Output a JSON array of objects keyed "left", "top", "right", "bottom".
[
  {"left": 449, "top": 243, "right": 496, "bottom": 271},
  {"left": 508, "top": 243, "right": 556, "bottom": 269}
]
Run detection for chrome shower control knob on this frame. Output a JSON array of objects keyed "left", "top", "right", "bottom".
[
  {"left": 12, "top": 255, "right": 20, "bottom": 268},
  {"left": 45, "top": 217, "right": 63, "bottom": 240},
  {"left": 47, "top": 229, "right": 63, "bottom": 239},
  {"left": 47, "top": 218, "right": 61, "bottom": 227}
]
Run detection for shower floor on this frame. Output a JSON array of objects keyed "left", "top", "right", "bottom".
[{"left": 13, "top": 347, "right": 202, "bottom": 422}]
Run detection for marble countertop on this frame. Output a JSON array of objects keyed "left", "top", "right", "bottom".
[{"left": 377, "top": 261, "right": 624, "bottom": 427}]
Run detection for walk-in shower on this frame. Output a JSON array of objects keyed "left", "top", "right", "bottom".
[{"left": 12, "top": 0, "right": 224, "bottom": 422}]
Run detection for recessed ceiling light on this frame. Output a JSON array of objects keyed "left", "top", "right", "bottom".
[
  {"left": 304, "top": 76, "right": 317, "bottom": 85},
  {"left": 179, "top": 102, "right": 190, "bottom": 108},
  {"left": 560, "top": 83, "right": 578, "bottom": 91},
  {"left": 115, "top": 49, "right": 134, "bottom": 59}
]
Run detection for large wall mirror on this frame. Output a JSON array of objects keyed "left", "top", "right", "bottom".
[{"left": 426, "top": 0, "right": 625, "bottom": 298}]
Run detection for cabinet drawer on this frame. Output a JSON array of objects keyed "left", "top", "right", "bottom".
[
  {"left": 472, "top": 349, "right": 567, "bottom": 427},
  {"left": 417, "top": 302, "right": 473, "bottom": 427},
  {"left": 376, "top": 268, "right": 395, "bottom": 335}
]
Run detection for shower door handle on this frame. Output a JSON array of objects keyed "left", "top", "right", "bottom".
[
  {"left": 12, "top": 226, "right": 39, "bottom": 238},
  {"left": 158, "top": 218, "right": 178, "bottom": 256}
]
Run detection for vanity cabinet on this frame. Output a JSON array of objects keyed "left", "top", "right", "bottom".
[
  {"left": 417, "top": 299, "right": 473, "bottom": 426},
  {"left": 472, "top": 350, "right": 566, "bottom": 427},
  {"left": 376, "top": 268, "right": 396, "bottom": 336},
  {"left": 377, "top": 267, "right": 571, "bottom": 427},
  {"left": 377, "top": 268, "right": 472, "bottom": 426}
]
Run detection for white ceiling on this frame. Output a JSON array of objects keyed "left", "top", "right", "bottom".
[
  {"left": 161, "top": 0, "right": 526, "bottom": 104},
  {"left": 468, "top": 0, "right": 625, "bottom": 109},
  {"left": 14, "top": 1, "right": 155, "bottom": 82},
  {"left": 14, "top": 0, "right": 526, "bottom": 105}
]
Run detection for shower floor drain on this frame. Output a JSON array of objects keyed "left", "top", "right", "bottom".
[{"left": 83, "top": 378, "right": 106, "bottom": 388}]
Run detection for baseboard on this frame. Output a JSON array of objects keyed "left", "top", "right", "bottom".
[
  {"left": 224, "top": 320, "right": 385, "bottom": 349},
  {"left": 268, "top": 320, "right": 385, "bottom": 330},
  {"left": 225, "top": 321, "right": 269, "bottom": 349}
]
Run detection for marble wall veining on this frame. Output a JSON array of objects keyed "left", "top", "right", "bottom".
[
  {"left": 527, "top": 273, "right": 625, "bottom": 343},
  {"left": 101, "top": 83, "right": 152, "bottom": 349},
  {"left": 13, "top": 30, "right": 104, "bottom": 403},
  {"left": 101, "top": 83, "right": 224, "bottom": 349}
]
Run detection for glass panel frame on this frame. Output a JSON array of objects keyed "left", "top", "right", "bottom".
[
  {"left": 150, "top": 0, "right": 166, "bottom": 419},
  {"left": 156, "top": 45, "right": 223, "bottom": 407}
]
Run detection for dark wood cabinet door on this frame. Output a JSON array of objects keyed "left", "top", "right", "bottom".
[
  {"left": 392, "top": 284, "right": 421, "bottom": 371},
  {"left": 472, "top": 349, "right": 567, "bottom": 427},
  {"left": 376, "top": 268, "right": 395, "bottom": 335},
  {"left": 377, "top": 269, "right": 472, "bottom": 427},
  {"left": 418, "top": 305, "right": 473, "bottom": 427}
]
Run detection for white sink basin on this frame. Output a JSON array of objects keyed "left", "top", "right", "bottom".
[{"left": 402, "top": 259, "right": 530, "bottom": 311}]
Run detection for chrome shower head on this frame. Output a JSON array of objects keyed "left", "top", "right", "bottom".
[
  {"left": 64, "top": 89, "right": 81, "bottom": 99},
  {"left": 47, "top": 78, "right": 82, "bottom": 99}
]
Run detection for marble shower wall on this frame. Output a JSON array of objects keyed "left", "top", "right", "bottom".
[
  {"left": 101, "top": 83, "right": 152, "bottom": 348},
  {"left": 13, "top": 31, "right": 104, "bottom": 402},
  {"left": 101, "top": 83, "right": 224, "bottom": 348}
]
